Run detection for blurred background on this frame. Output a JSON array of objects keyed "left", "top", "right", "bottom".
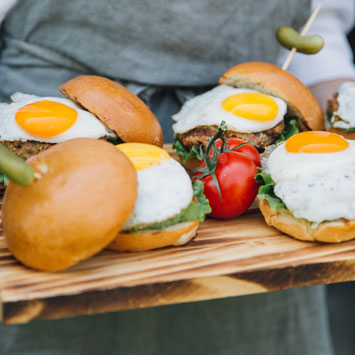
[{"left": 326, "top": 28, "right": 355, "bottom": 355}]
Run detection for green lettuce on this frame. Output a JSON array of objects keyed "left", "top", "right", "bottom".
[
  {"left": 276, "top": 116, "right": 299, "bottom": 143},
  {"left": 172, "top": 136, "right": 200, "bottom": 162},
  {"left": 131, "top": 180, "right": 211, "bottom": 232},
  {"left": 326, "top": 111, "right": 332, "bottom": 126},
  {"left": 255, "top": 171, "right": 286, "bottom": 211}
]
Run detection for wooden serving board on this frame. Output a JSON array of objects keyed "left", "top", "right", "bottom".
[
  {"left": 2, "top": 209, "right": 355, "bottom": 325},
  {"left": 1, "top": 145, "right": 355, "bottom": 325}
]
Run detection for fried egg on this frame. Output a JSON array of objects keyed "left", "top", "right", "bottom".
[
  {"left": 266, "top": 131, "right": 355, "bottom": 223},
  {"left": 117, "top": 143, "right": 193, "bottom": 230},
  {"left": 0, "top": 92, "right": 116, "bottom": 143},
  {"left": 172, "top": 85, "right": 287, "bottom": 134},
  {"left": 331, "top": 81, "right": 355, "bottom": 129}
]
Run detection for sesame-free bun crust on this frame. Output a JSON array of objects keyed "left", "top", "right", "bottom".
[
  {"left": 107, "top": 221, "right": 200, "bottom": 252},
  {"left": 258, "top": 198, "right": 355, "bottom": 243},
  {"left": 59, "top": 75, "right": 163, "bottom": 147},
  {"left": 327, "top": 127, "right": 355, "bottom": 140},
  {"left": 219, "top": 62, "right": 324, "bottom": 131},
  {"left": 3, "top": 139, "right": 138, "bottom": 271}
]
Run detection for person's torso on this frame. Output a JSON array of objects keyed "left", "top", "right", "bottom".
[{"left": 1, "top": 0, "right": 310, "bottom": 86}]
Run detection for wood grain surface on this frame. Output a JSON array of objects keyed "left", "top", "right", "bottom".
[
  {"left": 1, "top": 145, "right": 355, "bottom": 325},
  {"left": 2, "top": 208, "right": 355, "bottom": 325}
]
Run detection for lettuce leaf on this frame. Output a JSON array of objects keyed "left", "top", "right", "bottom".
[
  {"left": 255, "top": 171, "right": 286, "bottom": 210},
  {"left": 131, "top": 180, "right": 211, "bottom": 232},
  {"left": 172, "top": 136, "right": 200, "bottom": 163},
  {"left": 276, "top": 116, "right": 299, "bottom": 143}
]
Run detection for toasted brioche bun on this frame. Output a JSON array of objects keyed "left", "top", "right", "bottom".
[
  {"left": 107, "top": 220, "right": 200, "bottom": 252},
  {"left": 219, "top": 62, "right": 324, "bottom": 131},
  {"left": 60, "top": 75, "right": 163, "bottom": 147},
  {"left": 3, "top": 139, "right": 137, "bottom": 271},
  {"left": 327, "top": 127, "right": 355, "bottom": 140},
  {"left": 258, "top": 198, "right": 355, "bottom": 243}
]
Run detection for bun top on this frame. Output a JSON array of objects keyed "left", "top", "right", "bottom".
[
  {"left": 59, "top": 75, "right": 163, "bottom": 147},
  {"left": 219, "top": 62, "right": 324, "bottom": 131},
  {"left": 3, "top": 138, "right": 138, "bottom": 271}
]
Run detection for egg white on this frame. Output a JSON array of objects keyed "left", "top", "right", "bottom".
[
  {"left": 266, "top": 140, "right": 355, "bottom": 223},
  {"left": 172, "top": 85, "right": 287, "bottom": 134},
  {"left": 122, "top": 157, "right": 193, "bottom": 230},
  {"left": 331, "top": 82, "right": 355, "bottom": 129},
  {"left": 0, "top": 92, "right": 116, "bottom": 143}
]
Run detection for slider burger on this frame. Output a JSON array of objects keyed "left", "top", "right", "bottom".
[
  {"left": 326, "top": 81, "right": 355, "bottom": 139},
  {"left": 0, "top": 75, "right": 163, "bottom": 184},
  {"left": 257, "top": 131, "right": 355, "bottom": 243},
  {"left": 3, "top": 138, "right": 137, "bottom": 271},
  {"left": 107, "top": 143, "right": 211, "bottom": 252},
  {"left": 173, "top": 62, "right": 323, "bottom": 170}
]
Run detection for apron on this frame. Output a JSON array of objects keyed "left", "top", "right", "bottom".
[
  {"left": 0, "top": 0, "right": 310, "bottom": 142},
  {"left": 0, "top": 1, "right": 334, "bottom": 354}
]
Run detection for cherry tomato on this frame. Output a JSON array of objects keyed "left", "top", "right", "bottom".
[
  {"left": 211, "top": 138, "right": 261, "bottom": 168},
  {"left": 195, "top": 151, "right": 258, "bottom": 219}
]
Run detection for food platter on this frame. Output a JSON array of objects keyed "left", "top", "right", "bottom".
[{"left": 1, "top": 145, "right": 355, "bottom": 325}]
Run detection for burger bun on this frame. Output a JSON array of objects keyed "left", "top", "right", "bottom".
[
  {"left": 258, "top": 198, "right": 355, "bottom": 243},
  {"left": 219, "top": 61, "right": 324, "bottom": 131},
  {"left": 60, "top": 75, "right": 163, "bottom": 147},
  {"left": 107, "top": 220, "right": 200, "bottom": 252},
  {"left": 3, "top": 138, "right": 138, "bottom": 271}
]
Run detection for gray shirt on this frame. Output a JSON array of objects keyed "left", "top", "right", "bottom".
[
  {"left": 0, "top": 0, "right": 310, "bottom": 141},
  {"left": 0, "top": 0, "right": 309, "bottom": 87}
]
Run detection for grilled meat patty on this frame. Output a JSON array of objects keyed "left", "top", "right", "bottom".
[
  {"left": 1, "top": 140, "right": 54, "bottom": 160},
  {"left": 177, "top": 121, "right": 285, "bottom": 150}
]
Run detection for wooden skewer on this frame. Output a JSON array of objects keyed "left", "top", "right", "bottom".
[{"left": 282, "top": 2, "right": 322, "bottom": 71}]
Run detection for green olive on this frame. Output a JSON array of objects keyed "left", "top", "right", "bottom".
[
  {"left": 0, "top": 143, "right": 33, "bottom": 186},
  {"left": 276, "top": 26, "right": 324, "bottom": 54}
]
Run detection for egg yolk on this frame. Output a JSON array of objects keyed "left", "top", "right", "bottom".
[
  {"left": 15, "top": 100, "right": 77, "bottom": 138},
  {"left": 285, "top": 131, "right": 349, "bottom": 153},
  {"left": 117, "top": 143, "right": 170, "bottom": 170},
  {"left": 222, "top": 93, "right": 278, "bottom": 121}
]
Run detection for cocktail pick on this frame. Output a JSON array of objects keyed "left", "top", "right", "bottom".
[{"left": 277, "top": 2, "right": 323, "bottom": 71}]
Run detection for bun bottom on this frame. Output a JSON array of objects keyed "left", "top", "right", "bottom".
[
  {"left": 258, "top": 199, "right": 355, "bottom": 243},
  {"left": 327, "top": 127, "right": 355, "bottom": 140},
  {"left": 107, "top": 221, "right": 200, "bottom": 252}
]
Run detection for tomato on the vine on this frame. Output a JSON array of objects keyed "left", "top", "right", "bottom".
[
  {"left": 212, "top": 138, "right": 261, "bottom": 168},
  {"left": 195, "top": 151, "right": 258, "bottom": 219},
  {"left": 194, "top": 123, "right": 260, "bottom": 219}
]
